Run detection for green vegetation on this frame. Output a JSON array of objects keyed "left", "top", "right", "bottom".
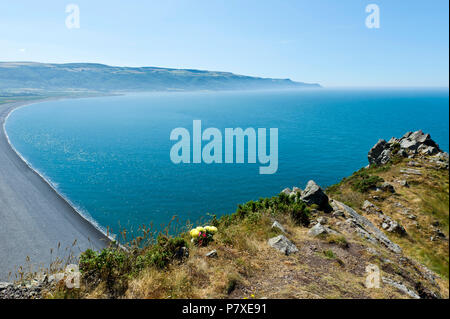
[{"left": 348, "top": 170, "right": 384, "bottom": 193}]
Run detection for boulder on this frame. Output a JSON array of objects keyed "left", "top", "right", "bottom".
[
  {"left": 368, "top": 139, "right": 390, "bottom": 165},
  {"left": 308, "top": 223, "right": 328, "bottom": 237},
  {"left": 300, "top": 180, "right": 329, "bottom": 208},
  {"left": 272, "top": 221, "right": 286, "bottom": 233},
  {"left": 308, "top": 223, "right": 338, "bottom": 237},
  {"left": 380, "top": 182, "right": 395, "bottom": 193},
  {"left": 362, "top": 200, "right": 382, "bottom": 214},
  {"left": 268, "top": 235, "right": 298, "bottom": 255},
  {"left": 381, "top": 216, "right": 406, "bottom": 235},
  {"left": 281, "top": 187, "right": 292, "bottom": 195}
]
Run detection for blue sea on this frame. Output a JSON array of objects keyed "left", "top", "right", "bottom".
[{"left": 5, "top": 89, "right": 449, "bottom": 236}]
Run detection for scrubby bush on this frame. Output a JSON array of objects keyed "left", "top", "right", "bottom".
[
  {"left": 349, "top": 171, "right": 384, "bottom": 193},
  {"left": 290, "top": 201, "right": 311, "bottom": 226}
]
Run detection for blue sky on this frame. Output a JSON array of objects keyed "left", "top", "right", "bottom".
[{"left": 0, "top": 0, "right": 448, "bottom": 87}]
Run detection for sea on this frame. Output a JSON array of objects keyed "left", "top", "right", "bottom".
[{"left": 5, "top": 88, "right": 449, "bottom": 237}]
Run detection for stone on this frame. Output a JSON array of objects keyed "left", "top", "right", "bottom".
[
  {"left": 400, "top": 168, "right": 422, "bottom": 175},
  {"left": 268, "top": 235, "right": 298, "bottom": 255},
  {"left": 331, "top": 200, "right": 402, "bottom": 254},
  {"left": 0, "top": 282, "right": 12, "bottom": 291},
  {"left": 382, "top": 277, "right": 420, "bottom": 299},
  {"left": 397, "top": 180, "right": 409, "bottom": 187},
  {"left": 380, "top": 182, "right": 395, "bottom": 193},
  {"left": 281, "top": 188, "right": 292, "bottom": 195},
  {"left": 368, "top": 139, "right": 389, "bottom": 165},
  {"left": 381, "top": 216, "right": 406, "bottom": 235},
  {"left": 205, "top": 250, "right": 218, "bottom": 258},
  {"left": 300, "top": 180, "right": 329, "bottom": 208},
  {"left": 362, "top": 200, "right": 382, "bottom": 214},
  {"left": 308, "top": 223, "right": 327, "bottom": 237},
  {"left": 272, "top": 221, "right": 286, "bottom": 233},
  {"left": 316, "top": 216, "right": 327, "bottom": 224},
  {"left": 332, "top": 210, "right": 345, "bottom": 218},
  {"left": 292, "top": 187, "right": 302, "bottom": 193}
]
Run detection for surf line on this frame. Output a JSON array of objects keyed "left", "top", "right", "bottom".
[{"left": 170, "top": 120, "right": 278, "bottom": 174}]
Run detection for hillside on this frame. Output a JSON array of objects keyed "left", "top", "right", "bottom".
[
  {"left": 1, "top": 130, "right": 448, "bottom": 299},
  {"left": 0, "top": 62, "right": 320, "bottom": 94}
]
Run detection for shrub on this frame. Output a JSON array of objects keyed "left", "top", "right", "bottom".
[
  {"left": 290, "top": 201, "right": 311, "bottom": 226},
  {"left": 350, "top": 171, "right": 384, "bottom": 193}
]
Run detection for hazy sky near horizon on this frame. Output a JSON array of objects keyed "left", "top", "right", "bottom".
[{"left": 0, "top": 0, "right": 448, "bottom": 87}]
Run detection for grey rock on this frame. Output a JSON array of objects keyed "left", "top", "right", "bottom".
[
  {"left": 331, "top": 200, "right": 402, "bottom": 254},
  {"left": 362, "top": 200, "right": 382, "bottom": 214},
  {"left": 382, "top": 277, "right": 420, "bottom": 299},
  {"left": 268, "top": 235, "right": 298, "bottom": 255},
  {"left": 308, "top": 223, "right": 328, "bottom": 237},
  {"left": 380, "top": 182, "right": 395, "bottom": 193},
  {"left": 316, "top": 217, "right": 327, "bottom": 224},
  {"left": 308, "top": 223, "right": 338, "bottom": 237},
  {"left": 281, "top": 187, "right": 292, "bottom": 195},
  {"left": 397, "top": 180, "right": 409, "bottom": 187},
  {"left": 272, "top": 221, "right": 286, "bottom": 233},
  {"left": 292, "top": 187, "right": 302, "bottom": 193},
  {"left": 0, "top": 282, "right": 12, "bottom": 291},
  {"left": 300, "top": 180, "right": 329, "bottom": 208},
  {"left": 400, "top": 168, "right": 422, "bottom": 175},
  {"left": 381, "top": 216, "right": 406, "bottom": 235},
  {"left": 368, "top": 139, "right": 389, "bottom": 165},
  {"left": 205, "top": 250, "right": 218, "bottom": 258},
  {"left": 332, "top": 210, "right": 345, "bottom": 218}
]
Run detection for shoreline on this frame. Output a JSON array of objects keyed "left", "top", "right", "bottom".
[{"left": 0, "top": 96, "right": 112, "bottom": 281}]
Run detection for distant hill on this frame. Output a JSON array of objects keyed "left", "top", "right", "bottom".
[{"left": 0, "top": 62, "right": 320, "bottom": 93}]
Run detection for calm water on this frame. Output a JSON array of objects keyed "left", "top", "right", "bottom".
[{"left": 5, "top": 89, "right": 449, "bottom": 236}]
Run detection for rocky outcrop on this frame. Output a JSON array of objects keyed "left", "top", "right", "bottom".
[
  {"left": 368, "top": 140, "right": 391, "bottom": 165},
  {"left": 300, "top": 180, "right": 329, "bottom": 208},
  {"left": 382, "top": 277, "right": 420, "bottom": 299},
  {"left": 381, "top": 216, "right": 406, "bottom": 235},
  {"left": 331, "top": 200, "right": 402, "bottom": 254},
  {"left": 268, "top": 235, "right": 298, "bottom": 255},
  {"left": 368, "top": 130, "right": 446, "bottom": 166}
]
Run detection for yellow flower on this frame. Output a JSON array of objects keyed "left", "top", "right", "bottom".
[
  {"left": 190, "top": 229, "right": 200, "bottom": 238},
  {"left": 196, "top": 226, "right": 206, "bottom": 233},
  {"left": 205, "top": 226, "right": 218, "bottom": 233}
]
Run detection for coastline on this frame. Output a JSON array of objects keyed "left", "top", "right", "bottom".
[{"left": 0, "top": 97, "right": 111, "bottom": 281}]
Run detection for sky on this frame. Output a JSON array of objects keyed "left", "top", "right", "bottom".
[{"left": 0, "top": 0, "right": 448, "bottom": 87}]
